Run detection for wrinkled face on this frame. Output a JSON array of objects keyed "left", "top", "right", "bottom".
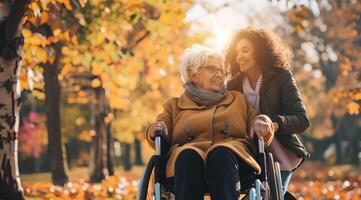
[
  {"left": 235, "top": 38, "right": 258, "bottom": 72},
  {"left": 189, "top": 57, "right": 226, "bottom": 92}
]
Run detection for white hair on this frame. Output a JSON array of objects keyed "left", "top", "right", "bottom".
[{"left": 179, "top": 44, "right": 224, "bottom": 83}]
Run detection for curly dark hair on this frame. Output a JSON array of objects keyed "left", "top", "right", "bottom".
[{"left": 225, "top": 27, "right": 293, "bottom": 76}]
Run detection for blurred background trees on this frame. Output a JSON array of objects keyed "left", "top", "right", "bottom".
[
  {"left": 283, "top": 0, "right": 361, "bottom": 165},
  {"left": 0, "top": 1, "right": 359, "bottom": 198},
  {"left": 9, "top": 0, "right": 203, "bottom": 185}
]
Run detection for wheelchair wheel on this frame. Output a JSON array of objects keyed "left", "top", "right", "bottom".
[
  {"left": 274, "top": 162, "right": 284, "bottom": 200},
  {"left": 266, "top": 153, "right": 280, "bottom": 200},
  {"left": 137, "top": 155, "right": 156, "bottom": 200}
]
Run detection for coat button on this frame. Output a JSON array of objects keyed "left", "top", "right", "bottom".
[{"left": 187, "top": 136, "right": 193, "bottom": 141}]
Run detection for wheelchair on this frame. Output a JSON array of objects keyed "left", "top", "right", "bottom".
[{"left": 137, "top": 131, "right": 296, "bottom": 200}]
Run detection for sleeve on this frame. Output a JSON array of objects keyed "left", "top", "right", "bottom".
[
  {"left": 145, "top": 98, "right": 174, "bottom": 148},
  {"left": 245, "top": 97, "right": 258, "bottom": 134},
  {"left": 268, "top": 69, "right": 310, "bottom": 135}
]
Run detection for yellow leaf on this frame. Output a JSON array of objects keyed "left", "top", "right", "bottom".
[
  {"left": 61, "top": 63, "right": 72, "bottom": 76},
  {"left": 72, "top": 56, "right": 82, "bottom": 65},
  {"left": 62, "top": 46, "right": 71, "bottom": 55},
  {"left": 40, "top": 37, "right": 48, "bottom": 47},
  {"left": 48, "top": 55, "right": 56, "bottom": 64},
  {"left": 48, "top": 36, "right": 60, "bottom": 44},
  {"left": 78, "top": 90, "right": 87, "bottom": 97},
  {"left": 30, "top": 2, "right": 40, "bottom": 16},
  {"left": 354, "top": 92, "right": 361, "bottom": 100},
  {"left": 109, "top": 97, "right": 128, "bottom": 110},
  {"left": 75, "top": 117, "right": 86, "bottom": 126},
  {"left": 22, "top": 29, "right": 32, "bottom": 38},
  {"left": 36, "top": 48, "right": 47, "bottom": 63},
  {"left": 78, "top": 131, "right": 92, "bottom": 142},
  {"left": 67, "top": 97, "right": 76, "bottom": 104},
  {"left": 63, "top": 0, "right": 73, "bottom": 10},
  {"left": 346, "top": 101, "right": 360, "bottom": 115},
  {"left": 71, "top": 35, "right": 78, "bottom": 45},
  {"left": 92, "top": 65, "right": 103, "bottom": 75},
  {"left": 78, "top": 0, "right": 86, "bottom": 7},
  {"left": 63, "top": 31, "right": 71, "bottom": 41},
  {"left": 77, "top": 97, "right": 89, "bottom": 104},
  {"left": 20, "top": 77, "right": 29, "bottom": 90},
  {"left": 39, "top": 12, "right": 48, "bottom": 24},
  {"left": 91, "top": 79, "right": 101, "bottom": 88},
  {"left": 53, "top": 29, "right": 62, "bottom": 37},
  {"left": 32, "top": 90, "right": 45, "bottom": 100},
  {"left": 28, "top": 35, "right": 42, "bottom": 45},
  {"left": 100, "top": 73, "right": 108, "bottom": 82}
]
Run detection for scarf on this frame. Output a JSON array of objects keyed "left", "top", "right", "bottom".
[{"left": 184, "top": 82, "right": 227, "bottom": 107}]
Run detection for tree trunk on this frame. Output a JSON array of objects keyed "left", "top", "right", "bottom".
[
  {"left": 89, "top": 87, "right": 109, "bottom": 182},
  {"left": 123, "top": 143, "right": 132, "bottom": 171},
  {"left": 106, "top": 122, "right": 114, "bottom": 176},
  {"left": 43, "top": 44, "right": 69, "bottom": 185},
  {"left": 36, "top": 23, "right": 69, "bottom": 186},
  {"left": 342, "top": 114, "right": 358, "bottom": 164},
  {"left": 331, "top": 115, "right": 343, "bottom": 164},
  {"left": 134, "top": 138, "right": 144, "bottom": 165},
  {"left": 0, "top": 1, "right": 30, "bottom": 199},
  {"left": 351, "top": 124, "right": 361, "bottom": 165}
]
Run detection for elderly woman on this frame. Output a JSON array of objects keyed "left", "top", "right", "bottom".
[
  {"left": 226, "top": 28, "right": 310, "bottom": 196},
  {"left": 146, "top": 45, "right": 275, "bottom": 200}
]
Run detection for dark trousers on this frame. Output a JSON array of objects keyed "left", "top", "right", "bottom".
[{"left": 174, "top": 147, "right": 255, "bottom": 200}]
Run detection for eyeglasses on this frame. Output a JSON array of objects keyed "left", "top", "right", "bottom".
[{"left": 199, "top": 66, "right": 228, "bottom": 76}]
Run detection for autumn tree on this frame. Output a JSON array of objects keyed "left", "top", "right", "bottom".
[
  {"left": 110, "top": 1, "right": 202, "bottom": 171},
  {"left": 0, "top": 0, "right": 31, "bottom": 199},
  {"left": 284, "top": 1, "right": 361, "bottom": 164},
  {"left": 20, "top": 0, "right": 85, "bottom": 185},
  {"left": 56, "top": 0, "right": 163, "bottom": 181},
  {"left": 57, "top": 0, "right": 202, "bottom": 177}
]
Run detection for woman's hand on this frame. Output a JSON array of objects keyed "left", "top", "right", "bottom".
[
  {"left": 148, "top": 121, "right": 167, "bottom": 140},
  {"left": 250, "top": 115, "right": 274, "bottom": 139}
]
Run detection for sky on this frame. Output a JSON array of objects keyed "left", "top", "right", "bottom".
[
  {"left": 183, "top": 0, "right": 325, "bottom": 78},
  {"left": 185, "top": 0, "right": 321, "bottom": 51}
]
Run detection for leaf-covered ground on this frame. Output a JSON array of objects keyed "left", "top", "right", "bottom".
[
  {"left": 22, "top": 162, "right": 360, "bottom": 200},
  {"left": 287, "top": 163, "right": 360, "bottom": 200}
]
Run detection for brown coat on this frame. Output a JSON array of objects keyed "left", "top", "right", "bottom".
[{"left": 146, "top": 91, "right": 273, "bottom": 178}]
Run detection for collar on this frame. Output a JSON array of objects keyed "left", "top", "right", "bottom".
[
  {"left": 243, "top": 75, "right": 263, "bottom": 95},
  {"left": 177, "top": 92, "right": 235, "bottom": 110}
]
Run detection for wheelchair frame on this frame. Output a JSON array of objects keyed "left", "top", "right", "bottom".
[{"left": 137, "top": 132, "right": 286, "bottom": 200}]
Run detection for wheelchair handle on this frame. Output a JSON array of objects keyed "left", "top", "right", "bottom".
[
  {"left": 258, "top": 137, "right": 265, "bottom": 153},
  {"left": 154, "top": 129, "right": 164, "bottom": 156},
  {"left": 257, "top": 137, "right": 267, "bottom": 182}
]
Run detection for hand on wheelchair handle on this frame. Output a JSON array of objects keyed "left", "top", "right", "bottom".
[
  {"left": 249, "top": 115, "right": 274, "bottom": 140},
  {"left": 149, "top": 121, "right": 167, "bottom": 140}
]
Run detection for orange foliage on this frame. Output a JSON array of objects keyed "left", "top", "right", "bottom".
[{"left": 23, "top": 163, "right": 361, "bottom": 200}]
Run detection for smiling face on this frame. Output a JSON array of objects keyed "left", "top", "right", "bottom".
[
  {"left": 235, "top": 38, "right": 258, "bottom": 73},
  {"left": 188, "top": 56, "right": 226, "bottom": 93}
]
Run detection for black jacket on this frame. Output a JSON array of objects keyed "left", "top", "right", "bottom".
[{"left": 227, "top": 67, "right": 310, "bottom": 160}]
